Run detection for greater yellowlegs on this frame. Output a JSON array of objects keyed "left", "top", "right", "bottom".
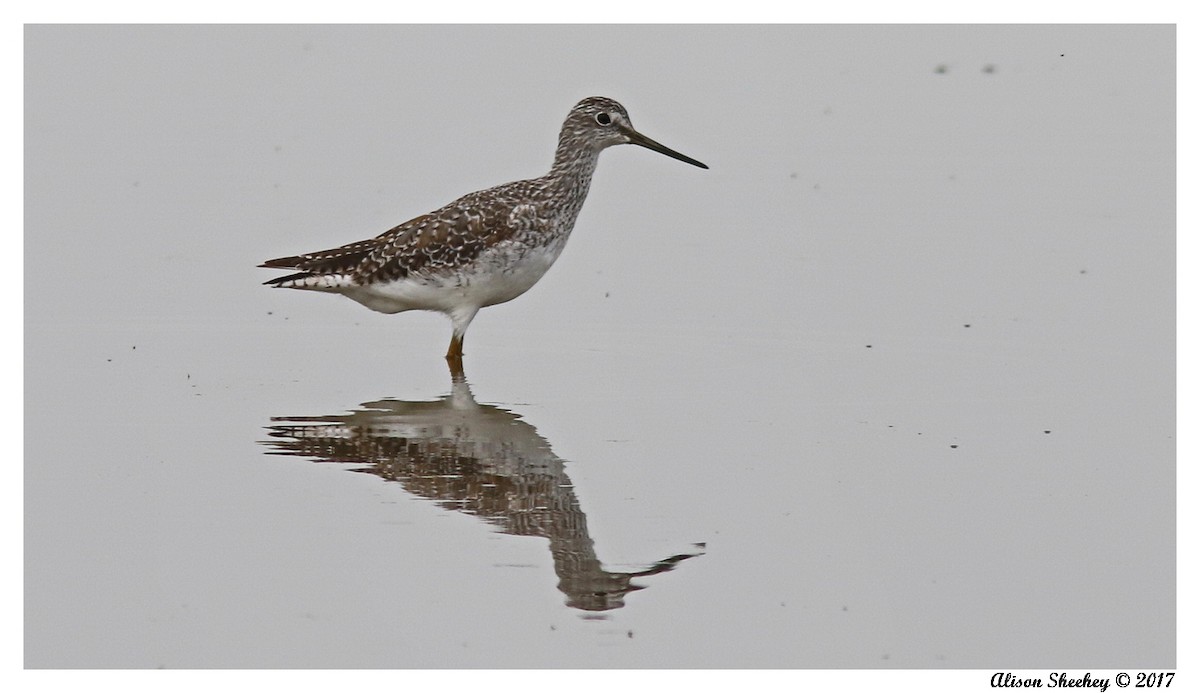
[{"left": 260, "top": 97, "right": 707, "bottom": 366}]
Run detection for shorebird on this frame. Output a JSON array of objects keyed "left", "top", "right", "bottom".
[{"left": 260, "top": 97, "right": 707, "bottom": 367}]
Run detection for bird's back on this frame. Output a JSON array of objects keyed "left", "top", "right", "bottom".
[{"left": 261, "top": 175, "right": 574, "bottom": 290}]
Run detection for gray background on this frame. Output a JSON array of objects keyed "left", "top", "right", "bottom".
[{"left": 25, "top": 25, "right": 1174, "bottom": 668}]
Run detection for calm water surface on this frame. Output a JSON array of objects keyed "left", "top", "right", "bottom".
[
  {"left": 25, "top": 25, "right": 1174, "bottom": 668},
  {"left": 262, "top": 370, "right": 707, "bottom": 614}
]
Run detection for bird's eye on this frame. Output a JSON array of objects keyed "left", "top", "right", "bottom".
[{"left": 595, "top": 112, "right": 612, "bottom": 126}]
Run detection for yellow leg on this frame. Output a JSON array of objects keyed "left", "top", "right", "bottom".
[
  {"left": 445, "top": 308, "right": 475, "bottom": 376},
  {"left": 446, "top": 333, "right": 464, "bottom": 360},
  {"left": 445, "top": 335, "right": 465, "bottom": 379}
]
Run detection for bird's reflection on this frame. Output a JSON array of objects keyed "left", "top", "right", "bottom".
[{"left": 261, "top": 369, "right": 703, "bottom": 612}]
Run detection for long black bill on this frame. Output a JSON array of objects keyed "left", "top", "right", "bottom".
[{"left": 621, "top": 125, "right": 708, "bottom": 169}]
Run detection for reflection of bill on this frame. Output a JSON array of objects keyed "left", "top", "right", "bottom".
[{"left": 262, "top": 377, "right": 704, "bottom": 612}]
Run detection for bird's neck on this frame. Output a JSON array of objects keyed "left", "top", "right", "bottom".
[{"left": 546, "top": 131, "right": 601, "bottom": 203}]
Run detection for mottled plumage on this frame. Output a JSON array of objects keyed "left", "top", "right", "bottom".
[{"left": 261, "top": 97, "right": 707, "bottom": 365}]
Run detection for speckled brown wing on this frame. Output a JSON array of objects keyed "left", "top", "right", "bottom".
[
  {"left": 355, "top": 197, "right": 512, "bottom": 284},
  {"left": 261, "top": 181, "right": 545, "bottom": 287}
]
